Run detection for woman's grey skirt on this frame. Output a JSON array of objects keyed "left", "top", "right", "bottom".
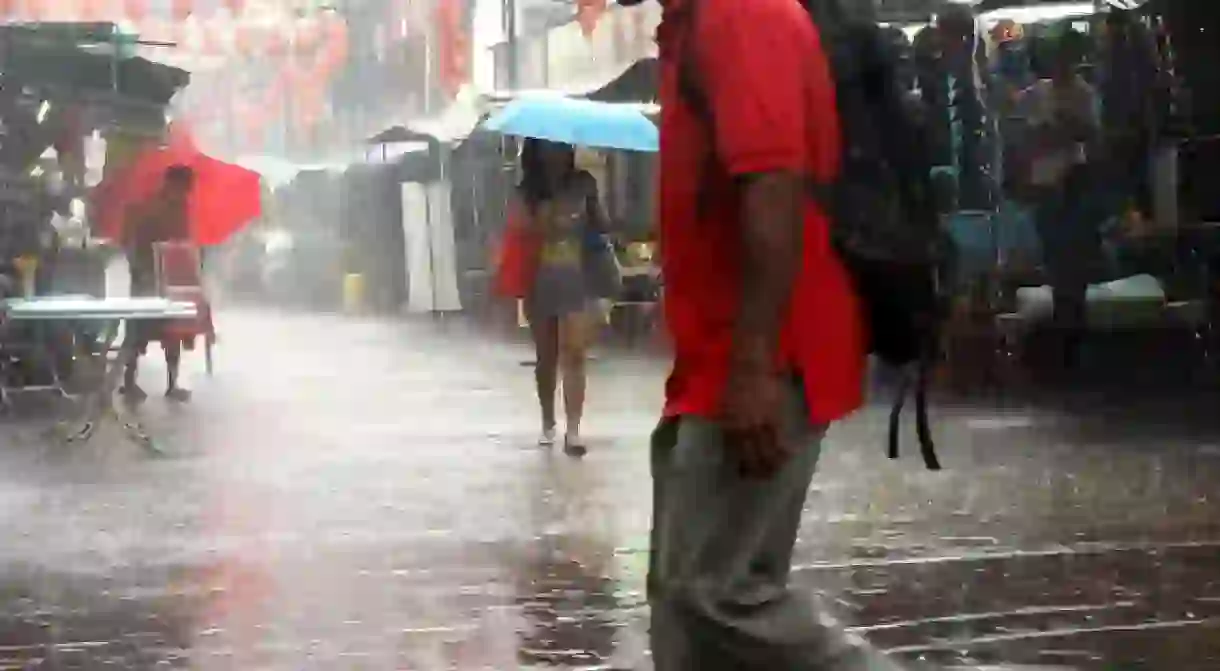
[{"left": 526, "top": 264, "right": 591, "bottom": 321}]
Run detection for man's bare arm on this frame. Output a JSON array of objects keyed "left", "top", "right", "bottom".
[{"left": 729, "top": 172, "right": 805, "bottom": 371}]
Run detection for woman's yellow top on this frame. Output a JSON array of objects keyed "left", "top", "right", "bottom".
[{"left": 535, "top": 188, "right": 587, "bottom": 267}]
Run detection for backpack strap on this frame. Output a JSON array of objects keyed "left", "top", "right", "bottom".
[
  {"left": 914, "top": 331, "right": 941, "bottom": 470},
  {"left": 886, "top": 331, "right": 942, "bottom": 471},
  {"left": 886, "top": 372, "right": 909, "bottom": 460}
]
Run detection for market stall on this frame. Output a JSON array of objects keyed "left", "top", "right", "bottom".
[
  {"left": 0, "top": 21, "right": 194, "bottom": 425},
  {"left": 0, "top": 22, "right": 188, "bottom": 295}
]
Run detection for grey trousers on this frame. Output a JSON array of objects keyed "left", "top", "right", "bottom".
[{"left": 647, "top": 379, "right": 909, "bottom": 671}]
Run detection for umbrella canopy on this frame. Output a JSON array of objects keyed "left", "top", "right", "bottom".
[
  {"left": 483, "top": 96, "right": 658, "bottom": 152},
  {"left": 93, "top": 127, "right": 262, "bottom": 247},
  {"left": 365, "top": 126, "right": 437, "bottom": 145}
]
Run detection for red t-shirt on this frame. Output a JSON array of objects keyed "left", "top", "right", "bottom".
[{"left": 657, "top": 0, "right": 866, "bottom": 424}]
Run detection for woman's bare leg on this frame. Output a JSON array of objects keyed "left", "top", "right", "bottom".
[
  {"left": 558, "top": 310, "right": 592, "bottom": 454},
  {"left": 530, "top": 314, "right": 560, "bottom": 441}
]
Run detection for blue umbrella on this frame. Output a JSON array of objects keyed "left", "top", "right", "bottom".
[{"left": 484, "top": 96, "right": 658, "bottom": 153}]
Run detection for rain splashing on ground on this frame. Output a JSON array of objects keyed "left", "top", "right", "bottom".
[{"left": 0, "top": 309, "right": 1217, "bottom": 669}]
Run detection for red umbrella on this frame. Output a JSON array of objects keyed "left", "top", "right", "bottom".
[{"left": 94, "top": 126, "right": 262, "bottom": 247}]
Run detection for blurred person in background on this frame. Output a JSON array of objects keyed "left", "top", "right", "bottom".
[
  {"left": 1016, "top": 34, "right": 1105, "bottom": 369},
  {"left": 121, "top": 165, "right": 194, "bottom": 402},
  {"left": 1098, "top": 8, "right": 1164, "bottom": 232},
  {"left": 516, "top": 139, "right": 611, "bottom": 457}
]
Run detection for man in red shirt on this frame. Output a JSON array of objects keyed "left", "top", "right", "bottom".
[{"left": 620, "top": 0, "right": 911, "bottom": 667}]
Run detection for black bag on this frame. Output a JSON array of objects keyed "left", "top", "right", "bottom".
[
  {"left": 679, "top": 0, "right": 945, "bottom": 470},
  {"left": 583, "top": 235, "right": 624, "bottom": 300},
  {"left": 578, "top": 172, "right": 624, "bottom": 300}
]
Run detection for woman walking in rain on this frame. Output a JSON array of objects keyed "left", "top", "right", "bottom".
[{"left": 510, "top": 139, "right": 615, "bottom": 457}]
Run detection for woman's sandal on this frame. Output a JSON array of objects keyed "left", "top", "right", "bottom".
[{"left": 563, "top": 434, "right": 587, "bottom": 458}]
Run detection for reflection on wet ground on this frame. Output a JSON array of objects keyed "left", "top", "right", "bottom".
[
  {"left": 0, "top": 309, "right": 1217, "bottom": 669},
  {"left": 840, "top": 545, "right": 1220, "bottom": 667}
]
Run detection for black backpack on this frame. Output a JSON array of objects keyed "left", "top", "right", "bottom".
[{"left": 679, "top": 0, "right": 945, "bottom": 470}]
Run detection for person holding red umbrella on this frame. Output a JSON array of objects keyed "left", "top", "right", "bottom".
[
  {"left": 94, "top": 124, "right": 263, "bottom": 248},
  {"left": 121, "top": 165, "right": 196, "bottom": 403},
  {"left": 91, "top": 125, "right": 260, "bottom": 397}
]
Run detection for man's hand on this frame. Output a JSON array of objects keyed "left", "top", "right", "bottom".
[{"left": 722, "top": 362, "right": 790, "bottom": 479}]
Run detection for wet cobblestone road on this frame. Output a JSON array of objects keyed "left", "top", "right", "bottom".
[{"left": 0, "top": 309, "right": 1218, "bottom": 669}]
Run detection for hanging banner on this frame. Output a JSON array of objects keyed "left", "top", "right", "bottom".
[
  {"left": 265, "top": 28, "right": 287, "bottom": 57},
  {"left": 80, "top": 0, "right": 106, "bottom": 21},
  {"left": 124, "top": 0, "right": 148, "bottom": 22},
  {"left": 171, "top": 19, "right": 193, "bottom": 56},
  {"left": 576, "top": 0, "right": 608, "bottom": 39},
  {"left": 544, "top": 3, "right": 659, "bottom": 92},
  {"left": 198, "top": 17, "right": 224, "bottom": 57},
  {"left": 319, "top": 11, "right": 349, "bottom": 74},
  {"left": 435, "top": 0, "right": 470, "bottom": 98},
  {"left": 234, "top": 20, "right": 257, "bottom": 55},
  {"left": 23, "top": 0, "right": 48, "bottom": 21},
  {"left": 172, "top": 0, "right": 192, "bottom": 20}
]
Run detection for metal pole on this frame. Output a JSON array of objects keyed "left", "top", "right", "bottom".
[
  {"left": 505, "top": 0, "right": 519, "bottom": 90},
  {"left": 430, "top": 147, "right": 443, "bottom": 316},
  {"left": 424, "top": 22, "right": 432, "bottom": 116}
]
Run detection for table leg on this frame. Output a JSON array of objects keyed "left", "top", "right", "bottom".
[
  {"left": 58, "top": 319, "right": 119, "bottom": 443},
  {"left": 58, "top": 319, "right": 158, "bottom": 452}
]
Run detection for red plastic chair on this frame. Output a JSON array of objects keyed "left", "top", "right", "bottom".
[{"left": 153, "top": 241, "right": 216, "bottom": 375}]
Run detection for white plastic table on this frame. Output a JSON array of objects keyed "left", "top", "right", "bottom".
[{"left": 0, "top": 296, "right": 197, "bottom": 450}]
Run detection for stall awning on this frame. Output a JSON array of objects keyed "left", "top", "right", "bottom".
[
  {"left": 584, "top": 58, "right": 658, "bottom": 104},
  {"left": 368, "top": 91, "right": 485, "bottom": 148},
  {"left": 485, "top": 58, "right": 659, "bottom": 109},
  {"left": 0, "top": 23, "right": 188, "bottom": 106}
]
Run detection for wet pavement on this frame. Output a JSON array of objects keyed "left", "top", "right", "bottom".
[{"left": 0, "top": 308, "right": 1218, "bottom": 669}]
